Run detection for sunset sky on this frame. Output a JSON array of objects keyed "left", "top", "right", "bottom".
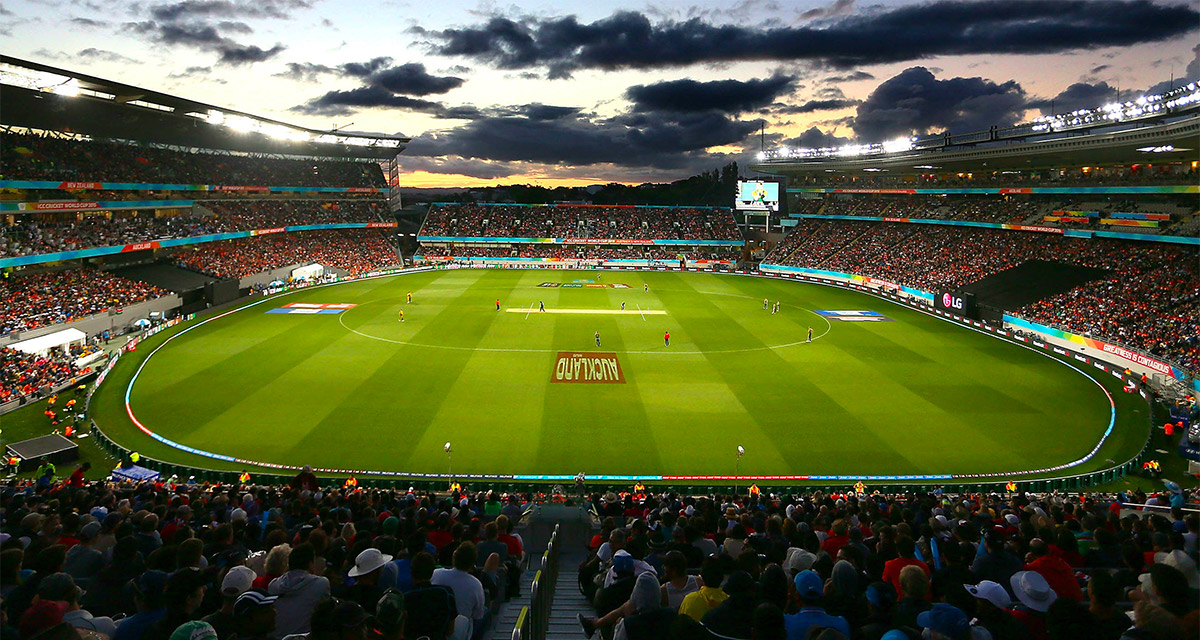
[{"left": 2, "top": 0, "right": 1197, "bottom": 187}]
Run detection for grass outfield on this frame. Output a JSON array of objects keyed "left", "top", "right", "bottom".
[{"left": 84, "top": 269, "right": 1153, "bottom": 481}]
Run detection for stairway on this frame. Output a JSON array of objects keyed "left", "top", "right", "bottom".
[
  {"left": 544, "top": 563, "right": 590, "bottom": 640},
  {"left": 490, "top": 568, "right": 541, "bottom": 640}
]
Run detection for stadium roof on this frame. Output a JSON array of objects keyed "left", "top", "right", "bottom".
[
  {"left": 752, "top": 84, "right": 1200, "bottom": 178},
  {"left": 0, "top": 55, "right": 409, "bottom": 161}
]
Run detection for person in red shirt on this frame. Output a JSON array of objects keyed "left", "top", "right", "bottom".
[
  {"left": 664, "top": 331, "right": 670, "bottom": 346},
  {"left": 821, "top": 520, "right": 851, "bottom": 557},
  {"left": 1023, "top": 538, "right": 1082, "bottom": 601},
  {"left": 882, "top": 536, "right": 930, "bottom": 596},
  {"left": 496, "top": 515, "right": 524, "bottom": 563},
  {"left": 68, "top": 462, "right": 90, "bottom": 488}
]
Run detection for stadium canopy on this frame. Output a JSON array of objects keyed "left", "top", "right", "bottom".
[
  {"left": 752, "top": 85, "right": 1200, "bottom": 178},
  {"left": 9, "top": 328, "right": 87, "bottom": 357},
  {"left": 0, "top": 55, "right": 408, "bottom": 161}
]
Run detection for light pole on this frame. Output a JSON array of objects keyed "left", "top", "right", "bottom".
[
  {"left": 735, "top": 445, "right": 745, "bottom": 497},
  {"left": 444, "top": 442, "right": 452, "bottom": 486}
]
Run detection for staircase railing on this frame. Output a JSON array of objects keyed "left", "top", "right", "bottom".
[{"left": 511, "top": 523, "right": 560, "bottom": 640}]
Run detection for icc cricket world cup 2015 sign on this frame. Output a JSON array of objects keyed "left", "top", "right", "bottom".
[{"left": 551, "top": 352, "right": 626, "bottom": 384}]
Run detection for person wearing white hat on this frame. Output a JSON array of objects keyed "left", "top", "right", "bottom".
[
  {"left": 341, "top": 548, "right": 393, "bottom": 612},
  {"left": 202, "top": 565, "right": 257, "bottom": 638},
  {"left": 965, "top": 581, "right": 1025, "bottom": 640},
  {"left": 1009, "top": 571, "right": 1056, "bottom": 638}
]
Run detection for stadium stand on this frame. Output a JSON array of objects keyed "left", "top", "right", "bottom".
[
  {"left": 0, "top": 481, "right": 1195, "bottom": 640},
  {"left": 0, "top": 268, "right": 168, "bottom": 335},
  {"left": 0, "top": 347, "right": 85, "bottom": 403},
  {"left": 1, "top": 132, "right": 386, "bottom": 187},
  {"left": 171, "top": 229, "right": 401, "bottom": 279},
  {"left": 765, "top": 221, "right": 1200, "bottom": 372},
  {"left": 420, "top": 204, "right": 742, "bottom": 241},
  {"left": 0, "top": 201, "right": 387, "bottom": 259}
]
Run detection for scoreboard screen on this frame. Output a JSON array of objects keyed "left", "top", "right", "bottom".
[{"left": 735, "top": 180, "right": 780, "bottom": 212}]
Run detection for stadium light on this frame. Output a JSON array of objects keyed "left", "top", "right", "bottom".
[
  {"left": 225, "top": 115, "right": 258, "bottom": 133},
  {"left": 53, "top": 78, "right": 81, "bottom": 97},
  {"left": 205, "top": 110, "right": 225, "bottom": 126},
  {"left": 444, "top": 441, "right": 452, "bottom": 481},
  {"left": 735, "top": 445, "right": 745, "bottom": 497}
]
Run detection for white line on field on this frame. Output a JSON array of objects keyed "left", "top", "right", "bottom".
[
  {"left": 635, "top": 304, "right": 646, "bottom": 321},
  {"left": 524, "top": 302, "right": 534, "bottom": 319},
  {"left": 506, "top": 308, "right": 666, "bottom": 315}
]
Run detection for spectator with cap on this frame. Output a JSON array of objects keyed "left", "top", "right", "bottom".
[
  {"left": 966, "top": 580, "right": 1025, "bottom": 640},
  {"left": 169, "top": 621, "right": 217, "bottom": 640},
  {"left": 1010, "top": 570, "right": 1057, "bottom": 640},
  {"left": 308, "top": 598, "right": 367, "bottom": 640},
  {"left": 269, "top": 542, "right": 330, "bottom": 639},
  {"left": 230, "top": 589, "right": 278, "bottom": 640},
  {"left": 143, "top": 567, "right": 209, "bottom": 640},
  {"left": 858, "top": 582, "right": 898, "bottom": 640},
  {"left": 19, "top": 599, "right": 69, "bottom": 640},
  {"left": 113, "top": 571, "right": 169, "bottom": 640},
  {"left": 342, "top": 548, "right": 392, "bottom": 612},
  {"left": 785, "top": 569, "right": 851, "bottom": 640},
  {"left": 41, "top": 572, "right": 117, "bottom": 637},
  {"left": 972, "top": 531, "right": 1023, "bottom": 596},
  {"left": 612, "top": 572, "right": 675, "bottom": 640},
  {"left": 369, "top": 589, "right": 404, "bottom": 640},
  {"left": 917, "top": 603, "right": 972, "bottom": 640},
  {"left": 63, "top": 521, "right": 104, "bottom": 583},
  {"left": 202, "top": 565, "right": 256, "bottom": 638}
]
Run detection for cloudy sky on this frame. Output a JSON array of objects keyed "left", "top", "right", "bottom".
[{"left": 2, "top": 0, "right": 1197, "bottom": 187}]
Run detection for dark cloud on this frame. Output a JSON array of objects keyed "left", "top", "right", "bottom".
[
  {"left": 274, "top": 61, "right": 337, "bottom": 81},
  {"left": 775, "top": 98, "right": 860, "bottom": 114},
  {"left": 624, "top": 75, "right": 795, "bottom": 114},
  {"left": 1027, "top": 81, "right": 1117, "bottom": 115},
  {"left": 370, "top": 63, "right": 464, "bottom": 95},
  {"left": 852, "top": 66, "right": 1028, "bottom": 141},
  {"left": 167, "top": 65, "right": 213, "bottom": 78},
  {"left": 291, "top": 86, "right": 447, "bottom": 117},
  {"left": 1089, "top": 64, "right": 1112, "bottom": 74},
  {"left": 799, "top": 0, "right": 856, "bottom": 21},
  {"left": 123, "top": 20, "right": 285, "bottom": 65},
  {"left": 406, "top": 109, "right": 761, "bottom": 171},
  {"left": 76, "top": 47, "right": 140, "bottom": 64},
  {"left": 823, "top": 70, "right": 874, "bottom": 83},
  {"left": 782, "top": 126, "right": 852, "bottom": 149},
  {"left": 425, "top": 1, "right": 1198, "bottom": 77},
  {"left": 398, "top": 156, "right": 520, "bottom": 180},
  {"left": 342, "top": 56, "right": 393, "bottom": 77},
  {"left": 149, "top": 0, "right": 312, "bottom": 22},
  {"left": 69, "top": 17, "right": 109, "bottom": 28}
]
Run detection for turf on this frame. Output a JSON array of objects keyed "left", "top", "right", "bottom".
[{"left": 81, "top": 269, "right": 1153, "bottom": 481}]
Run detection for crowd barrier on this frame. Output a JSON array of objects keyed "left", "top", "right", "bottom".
[
  {"left": 512, "top": 524, "right": 561, "bottom": 640},
  {"left": 77, "top": 263, "right": 1171, "bottom": 494}
]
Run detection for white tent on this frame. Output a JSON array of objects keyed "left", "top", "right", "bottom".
[
  {"left": 9, "top": 328, "right": 87, "bottom": 357},
  {"left": 291, "top": 263, "right": 324, "bottom": 280}
]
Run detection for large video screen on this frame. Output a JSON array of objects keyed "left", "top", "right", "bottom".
[{"left": 735, "top": 180, "right": 780, "bottom": 212}]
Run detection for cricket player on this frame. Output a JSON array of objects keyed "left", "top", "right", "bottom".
[
  {"left": 539, "top": 300, "right": 545, "bottom": 312},
  {"left": 807, "top": 326, "right": 813, "bottom": 342},
  {"left": 621, "top": 302, "right": 626, "bottom": 310},
  {"left": 595, "top": 331, "right": 601, "bottom": 347},
  {"left": 763, "top": 298, "right": 768, "bottom": 310},
  {"left": 664, "top": 331, "right": 670, "bottom": 346},
  {"left": 406, "top": 292, "right": 412, "bottom": 303},
  {"left": 643, "top": 283, "right": 648, "bottom": 292},
  {"left": 495, "top": 299, "right": 500, "bottom": 311},
  {"left": 398, "top": 310, "right": 404, "bottom": 323}
]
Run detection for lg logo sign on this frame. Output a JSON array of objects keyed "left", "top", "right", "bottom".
[{"left": 942, "top": 293, "right": 964, "bottom": 310}]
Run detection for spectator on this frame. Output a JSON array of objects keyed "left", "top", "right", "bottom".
[
  {"left": 431, "top": 543, "right": 487, "bottom": 640},
  {"left": 784, "top": 569, "right": 851, "bottom": 640},
  {"left": 144, "top": 567, "right": 209, "bottom": 640}
]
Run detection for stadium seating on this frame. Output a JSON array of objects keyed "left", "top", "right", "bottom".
[
  {"left": 0, "top": 201, "right": 386, "bottom": 259},
  {"left": 0, "top": 347, "right": 85, "bottom": 403},
  {"left": 766, "top": 221, "right": 1200, "bottom": 371},
  {"left": 0, "top": 480, "right": 1195, "bottom": 640},
  {"left": 1, "top": 132, "right": 386, "bottom": 187},
  {"left": 420, "top": 204, "right": 742, "bottom": 241},
  {"left": 0, "top": 268, "right": 168, "bottom": 335},
  {"left": 172, "top": 229, "right": 400, "bottom": 278}
]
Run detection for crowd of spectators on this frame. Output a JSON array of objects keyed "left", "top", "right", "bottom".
[
  {"left": 421, "top": 205, "right": 742, "bottom": 242},
  {"left": 0, "top": 200, "right": 387, "bottom": 259},
  {"left": 574, "top": 487, "right": 1198, "bottom": 640},
  {"left": 1, "top": 133, "right": 386, "bottom": 188},
  {"left": 765, "top": 221, "right": 1200, "bottom": 371},
  {"left": 0, "top": 269, "right": 168, "bottom": 335},
  {"left": 418, "top": 245, "right": 740, "bottom": 261},
  {"left": 0, "top": 348, "right": 84, "bottom": 404},
  {"left": 172, "top": 230, "right": 400, "bottom": 279},
  {"left": 1, "top": 473, "right": 1196, "bottom": 640},
  {"left": 792, "top": 196, "right": 1178, "bottom": 226},
  {"left": 784, "top": 166, "right": 1195, "bottom": 189}
]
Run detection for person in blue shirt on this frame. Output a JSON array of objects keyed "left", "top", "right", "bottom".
[{"left": 784, "top": 570, "right": 850, "bottom": 640}]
